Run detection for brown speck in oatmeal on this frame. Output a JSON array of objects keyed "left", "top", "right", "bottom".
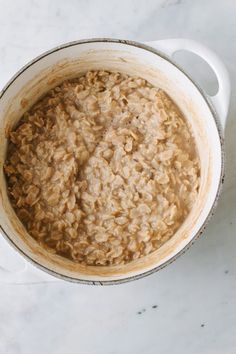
[{"left": 20, "top": 98, "right": 28, "bottom": 109}]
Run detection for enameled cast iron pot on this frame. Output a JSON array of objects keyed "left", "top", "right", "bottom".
[{"left": 0, "top": 38, "right": 230, "bottom": 284}]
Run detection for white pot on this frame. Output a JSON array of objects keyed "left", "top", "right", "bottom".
[{"left": 0, "top": 38, "right": 230, "bottom": 284}]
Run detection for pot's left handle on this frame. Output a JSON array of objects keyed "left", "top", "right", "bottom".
[
  {"left": 0, "top": 232, "right": 59, "bottom": 284},
  {"left": 145, "top": 38, "right": 231, "bottom": 133}
]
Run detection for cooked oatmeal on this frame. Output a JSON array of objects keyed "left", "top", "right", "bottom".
[{"left": 4, "top": 70, "right": 200, "bottom": 265}]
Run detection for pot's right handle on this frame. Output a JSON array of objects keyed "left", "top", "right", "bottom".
[{"left": 145, "top": 38, "right": 231, "bottom": 132}]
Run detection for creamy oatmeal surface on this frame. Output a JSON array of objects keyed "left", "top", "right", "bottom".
[{"left": 4, "top": 70, "right": 200, "bottom": 266}]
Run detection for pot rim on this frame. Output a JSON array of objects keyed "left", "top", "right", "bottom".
[{"left": 0, "top": 38, "right": 225, "bottom": 285}]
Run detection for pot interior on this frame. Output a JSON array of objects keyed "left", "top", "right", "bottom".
[{"left": 0, "top": 40, "right": 222, "bottom": 282}]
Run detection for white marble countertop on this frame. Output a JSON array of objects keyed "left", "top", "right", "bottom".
[{"left": 0, "top": 0, "right": 236, "bottom": 353}]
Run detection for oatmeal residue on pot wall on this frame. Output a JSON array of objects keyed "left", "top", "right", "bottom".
[{"left": 4, "top": 70, "right": 200, "bottom": 266}]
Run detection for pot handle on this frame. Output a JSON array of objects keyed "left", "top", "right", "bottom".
[
  {"left": 145, "top": 38, "right": 231, "bottom": 132},
  {"left": 0, "top": 231, "right": 59, "bottom": 284}
]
